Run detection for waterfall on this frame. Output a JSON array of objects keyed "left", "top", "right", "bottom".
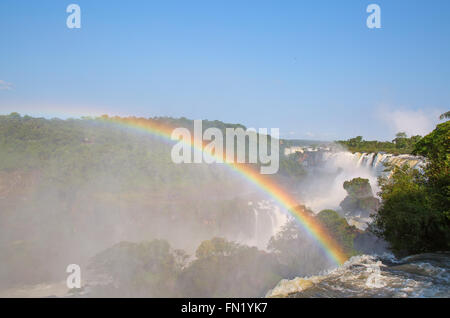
[
  {"left": 243, "top": 151, "right": 424, "bottom": 248},
  {"left": 356, "top": 152, "right": 364, "bottom": 167},
  {"left": 323, "top": 152, "right": 425, "bottom": 177},
  {"left": 254, "top": 209, "right": 259, "bottom": 246},
  {"left": 296, "top": 151, "right": 425, "bottom": 217},
  {"left": 246, "top": 200, "right": 289, "bottom": 250}
]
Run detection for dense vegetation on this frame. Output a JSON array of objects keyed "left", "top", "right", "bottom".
[
  {"left": 337, "top": 133, "right": 422, "bottom": 154},
  {"left": 316, "top": 210, "right": 358, "bottom": 256},
  {"left": 88, "top": 209, "right": 358, "bottom": 298},
  {"left": 87, "top": 237, "right": 281, "bottom": 297},
  {"left": 339, "top": 177, "right": 380, "bottom": 218},
  {"left": 0, "top": 112, "right": 353, "bottom": 292},
  {"left": 5, "top": 112, "right": 447, "bottom": 295},
  {"left": 374, "top": 121, "right": 450, "bottom": 255},
  {"left": 268, "top": 208, "right": 357, "bottom": 279},
  {"left": 0, "top": 113, "right": 304, "bottom": 179}
]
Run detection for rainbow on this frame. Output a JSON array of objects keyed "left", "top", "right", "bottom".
[{"left": 100, "top": 116, "right": 349, "bottom": 265}]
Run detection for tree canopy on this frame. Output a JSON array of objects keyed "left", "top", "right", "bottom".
[
  {"left": 337, "top": 133, "right": 422, "bottom": 154},
  {"left": 374, "top": 121, "right": 450, "bottom": 255}
]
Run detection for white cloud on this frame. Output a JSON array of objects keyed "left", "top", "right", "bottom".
[
  {"left": 0, "top": 80, "right": 13, "bottom": 90},
  {"left": 379, "top": 108, "right": 441, "bottom": 137}
]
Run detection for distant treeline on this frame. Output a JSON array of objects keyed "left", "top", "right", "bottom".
[
  {"left": 336, "top": 132, "right": 422, "bottom": 154},
  {"left": 0, "top": 112, "right": 305, "bottom": 184}
]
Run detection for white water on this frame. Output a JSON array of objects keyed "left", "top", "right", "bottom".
[
  {"left": 267, "top": 252, "right": 450, "bottom": 298},
  {"left": 244, "top": 200, "right": 289, "bottom": 250},
  {"left": 243, "top": 151, "right": 424, "bottom": 248},
  {"left": 300, "top": 151, "right": 424, "bottom": 214}
]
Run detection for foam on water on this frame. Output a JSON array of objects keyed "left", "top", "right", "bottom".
[{"left": 267, "top": 252, "right": 450, "bottom": 298}]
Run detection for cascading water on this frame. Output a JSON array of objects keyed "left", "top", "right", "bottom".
[
  {"left": 263, "top": 151, "right": 445, "bottom": 298},
  {"left": 242, "top": 151, "right": 424, "bottom": 252},
  {"left": 323, "top": 151, "right": 424, "bottom": 177},
  {"left": 245, "top": 200, "right": 289, "bottom": 250},
  {"left": 299, "top": 151, "right": 380, "bottom": 214},
  {"left": 289, "top": 150, "right": 426, "bottom": 233}
]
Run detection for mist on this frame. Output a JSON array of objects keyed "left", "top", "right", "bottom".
[
  {"left": 0, "top": 116, "right": 401, "bottom": 297},
  {"left": 0, "top": 117, "right": 330, "bottom": 297},
  {"left": 290, "top": 146, "right": 379, "bottom": 214}
]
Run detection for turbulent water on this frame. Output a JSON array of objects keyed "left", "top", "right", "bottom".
[{"left": 267, "top": 252, "right": 450, "bottom": 298}]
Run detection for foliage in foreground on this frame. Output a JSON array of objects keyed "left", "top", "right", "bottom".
[{"left": 374, "top": 121, "right": 450, "bottom": 255}]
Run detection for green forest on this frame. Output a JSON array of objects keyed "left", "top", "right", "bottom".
[
  {"left": 337, "top": 133, "right": 422, "bottom": 154},
  {"left": 0, "top": 113, "right": 305, "bottom": 183},
  {"left": 374, "top": 120, "right": 450, "bottom": 255},
  {"left": 0, "top": 112, "right": 448, "bottom": 296}
]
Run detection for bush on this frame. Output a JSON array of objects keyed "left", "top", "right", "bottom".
[
  {"left": 316, "top": 209, "right": 358, "bottom": 256},
  {"left": 374, "top": 121, "right": 450, "bottom": 255}
]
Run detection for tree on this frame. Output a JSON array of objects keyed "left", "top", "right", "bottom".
[
  {"left": 343, "top": 177, "right": 374, "bottom": 198},
  {"left": 179, "top": 238, "right": 281, "bottom": 297},
  {"left": 267, "top": 220, "right": 331, "bottom": 277},
  {"left": 348, "top": 136, "right": 363, "bottom": 147},
  {"left": 413, "top": 121, "right": 450, "bottom": 180},
  {"left": 392, "top": 132, "right": 408, "bottom": 148},
  {"left": 268, "top": 210, "right": 357, "bottom": 278},
  {"left": 336, "top": 133, "right": 420, "bottom": 154},
  {"left": 316, "top": 209, "right": 358, "bottom": 256},
  {"left": 88, "top": 240, "right": 187, "bottom": 297},
  {"left": 413, "top": 120, "right": 450, "bottom": 226},
  {"left": 340, "top": 178, "right": 380, "bottom": 218},
  {"left": 374, "top": 121, "right": 450, "bottom": 255},
  {"left": 195, "top": 237, "right": 238, "bottom": 259}
]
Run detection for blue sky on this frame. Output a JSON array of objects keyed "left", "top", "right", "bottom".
[{"left": 0, "top": 0, "right": 449, "bottom": 140}]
